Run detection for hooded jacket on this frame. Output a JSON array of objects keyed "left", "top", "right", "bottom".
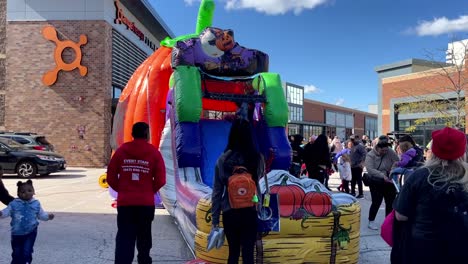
[
  {"left": 107, "top": 139, "right": 166, "bottom": 206},
  {"left": 0, "top": 198, "right": 50, "bottom": 235}
]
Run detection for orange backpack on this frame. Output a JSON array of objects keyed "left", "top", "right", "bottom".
[{"left": 228, "top": 166, "right": 257, "bottom": 209}]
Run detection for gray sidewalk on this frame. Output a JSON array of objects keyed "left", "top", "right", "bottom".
[{"left": 0, "top": 168, "right": 391, "bottom": 263}]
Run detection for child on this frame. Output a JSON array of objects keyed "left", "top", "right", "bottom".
[
  {"left": 391, "top": 141, "right": 418, "bottom": 192},
  {"left": 396, "top": 141, "right": 417, "bottom": 168},
  {"left": 337, "top": 153, "right": 352, "bottom": 193},
  {"left": 0, "top": 180, "right": 54, "bottom": 264}
]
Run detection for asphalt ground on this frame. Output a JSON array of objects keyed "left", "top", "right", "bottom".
[{"left": 0, "top": 168, "right": 391, "bottom": 263}]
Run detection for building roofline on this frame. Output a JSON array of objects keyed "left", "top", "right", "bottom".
[
  {"left": 304, "top": 98, "right": 377, "bottom": 117},
  {"left": 121, "top": 0, "right": 175, "bottom": 41},
  {"left": 374, "top": 58, "right": 452, "bottom": 73}
]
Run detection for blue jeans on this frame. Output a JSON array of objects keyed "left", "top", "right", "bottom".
[{"left": 11, "top": 228, "right": 38, "bottom": 264}]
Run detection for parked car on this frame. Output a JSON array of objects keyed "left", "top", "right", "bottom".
[
  {"left": 0, "top": 137, "right": 66, "bottom": 178},
  {"left": 0, "top": 132, "right": 54, "bottom": 151}
]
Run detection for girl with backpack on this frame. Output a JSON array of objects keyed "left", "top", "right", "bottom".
[
  {"left": 211, "top": 118, "right": 264, "bottom": 264},
  {"left": 392, "top": 127, "right": 468, "bottom": 263}
]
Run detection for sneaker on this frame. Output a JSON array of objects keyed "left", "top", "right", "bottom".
[
  {"left": 368, "top": 221, "right": 379, "bottom": 230},
  {"left": 356, "top": 194, "right": 364, "bottom": 199}
]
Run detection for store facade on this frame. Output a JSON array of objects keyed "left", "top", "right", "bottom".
[
  {"left": 3, "top": 0, "right": 173, "bottom": 166},
  {"left": 284, "top": 83, "right": 378, "bottom": 142},
  {"left": 376, "top": 58, "right": 467, "bottom": 146}
]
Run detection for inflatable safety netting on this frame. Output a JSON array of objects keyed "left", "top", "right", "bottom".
[{"left": 110, "top": 1, "right": 360, "bottom": 263}]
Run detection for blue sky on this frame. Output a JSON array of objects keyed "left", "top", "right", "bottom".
[{"left": 149, "top": 0, "right": 468, "bottom": 111}]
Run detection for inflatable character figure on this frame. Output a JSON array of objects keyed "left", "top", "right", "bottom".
[{"left": 109, "top": 0, "right": 361, "bottom": 263}]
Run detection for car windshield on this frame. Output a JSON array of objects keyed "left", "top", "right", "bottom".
[
  {"left": 0, "top": 137, "right": 27, "bottom": 149},
  {"left": 36, "top": 136, "right": 51, "bottom": 145}
]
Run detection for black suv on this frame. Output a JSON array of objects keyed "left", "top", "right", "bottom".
[
  {"left": 0, "top": 138, "right": 66, "bottom": 178},
  {"left": 0, "top": 132, "right": 54, "bottom": 151}
]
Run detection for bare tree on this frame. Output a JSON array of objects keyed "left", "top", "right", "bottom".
[{"left": 395, "top": 37, "right": 468, "bottom": 132}]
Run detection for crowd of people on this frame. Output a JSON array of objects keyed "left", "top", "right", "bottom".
[
  {"left": 1, "top": 124, "right": 467, "bottom": 264},
  {"left": 289, "top": 128, "right": 468, "bottom": 263},
  {"left": 289, "top": 133, "right": 371, "bottom": 197}
]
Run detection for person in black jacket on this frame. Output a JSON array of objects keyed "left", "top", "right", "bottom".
[
  {"left": 392, "top": 127, "right": 468, "bottom": 264},
  {"left": 303, "top": 134, "right": 331, "bottom": 185},
  {"left": 289, "top": 135, "right": 304, "bottom": 177},
  {"left": 349, "top": 136, "right": 367, "bottom": 198},
  {"left": 211, "top": 118, "right": 264, "bottom": 264},
  {"left": 0, "top": 166, "right": 14, "bottom": 206}
]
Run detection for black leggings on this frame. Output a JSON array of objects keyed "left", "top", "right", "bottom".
[
  {"left": 351, "top": 167, "right": 363, "bottom": 195},
  {"left": 368, "top": 183, "right": 396, "bottom": 221},
  {"left": 223, "top": 208, "right": 257, "bottom": 264}
]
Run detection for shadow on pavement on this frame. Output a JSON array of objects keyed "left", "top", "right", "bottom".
[
  {"left": 3, "top": 174, "right": 87, "bottom": 180},
  {"left": 60, "top": 169, "right": 87, "bottom": 173},
  {"left": 0, "top": 212, "right": 193, "bottom": 264}
]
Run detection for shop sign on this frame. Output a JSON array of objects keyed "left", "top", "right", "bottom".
[
  {"left": 42, "top": 26, "right": 88, "bottom": 86},
  {"left": 114, "top": 0, "right": 156, "bottom": 50}
]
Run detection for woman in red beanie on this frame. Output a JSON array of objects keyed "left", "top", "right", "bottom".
[{"left": 391, "top": 127, "right": 468, "bottom": 264}]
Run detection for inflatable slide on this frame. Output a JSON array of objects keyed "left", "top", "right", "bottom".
[{"left": 109, "top": 1, "right": 360, "bottom": 263}]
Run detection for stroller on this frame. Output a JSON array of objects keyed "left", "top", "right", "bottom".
[{"left": 389, "top": 167, "right": 415, "bottom": 193}]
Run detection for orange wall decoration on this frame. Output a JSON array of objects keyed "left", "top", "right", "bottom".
[{"left": 42, "top": 26, "right": 88, "bottom": 86}]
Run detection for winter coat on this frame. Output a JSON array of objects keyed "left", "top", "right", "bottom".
[
  {"left": 107, "top": 139, "right": 166, "bottom": 206},
  {"left": 397, "top": 148, "right": 416, "bottom": 168},
  {"left": 365, "top": 147, "right": 399, "bottom": 183},
  {"left": 0, "top": 198, "right": 50, "bottom": 235},
  {"left": 350, "top": 144, "right": 367, "bottom": 168},
  {"left": 337, "top": 157, "right": 352, "bottom": 181}
]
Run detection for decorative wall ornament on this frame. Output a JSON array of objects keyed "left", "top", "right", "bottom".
[
  {"left": 76, "top": 125, "right": 86, "bottom": 140},
  {"left": 42, "top": 26, "right": 88, "bottom": 86}
]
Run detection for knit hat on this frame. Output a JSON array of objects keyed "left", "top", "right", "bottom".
[{"left": 431, "top": 127, "right": 466, "bottom": 160}]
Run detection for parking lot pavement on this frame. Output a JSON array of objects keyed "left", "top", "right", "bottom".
[
  {"left": 0, "top": 169, "right": 391, "bottom": 264},
  {"left": 0, "top": 168, "right": 193, "bottom": 264}
]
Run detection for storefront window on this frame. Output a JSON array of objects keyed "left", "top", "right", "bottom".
[
  {"left": 113, "top": 86, "right": 123, "bottom": 99},
  {"left": 289, "top": 106, "right": 303, "bottom": 121},
  {"left": 302, "top": 125, "right": 323, "bottom": 141},
  {"left": 288, "top": 124, "right": 300, "bottom": 136},
  {"left": 287, "top": 85, "right": 304, "bottom": 105},
  {"left": 365, "top": 117, "right": 377, "bottom": 140},
  {"left": 345, "top": 114, "right": 354, "bottom": 128}
]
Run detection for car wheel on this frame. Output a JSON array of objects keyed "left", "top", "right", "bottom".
[{"left": 17, "top": 161, "right": 37, "bottom": 178}]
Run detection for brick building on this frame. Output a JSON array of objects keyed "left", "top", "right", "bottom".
[
  {"left": 3, "top": 0, "right": 173, "bottom": 166},
  {"left": 284, "top": 83, "right": 378, "bottom": 142},
  {"left": 376, "top": 56, "right": 467, "bottom": 146}
]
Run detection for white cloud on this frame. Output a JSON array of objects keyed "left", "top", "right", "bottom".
[
  {"left": 184, "top": 0, "right": 198, "bottom": 5},
  {"left": 409, "top": 15, "right": 468, "bottom": 36},
  {"left": 225, "top": 0, "right": 329, "bottom": 15},
  {"left": 335, "top": 98, "right": 344, "bottom": 106},
  {"left": 303, "top": 84, "right": 321, "bottom": 94}
]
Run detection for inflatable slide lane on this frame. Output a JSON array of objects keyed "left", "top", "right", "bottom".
[{"left": 110, "top": 0, "right": 360, "bottom": 263}]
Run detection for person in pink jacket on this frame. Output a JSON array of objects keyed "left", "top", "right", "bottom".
[{"left": 107, "top": 122, "right": 166, "bottom": 264}]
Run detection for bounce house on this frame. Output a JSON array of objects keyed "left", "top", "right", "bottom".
[{"left": 109, "top": 1, "right": 360, "bottom": 263}]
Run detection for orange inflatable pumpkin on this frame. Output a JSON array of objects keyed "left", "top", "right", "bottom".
[{"left": 112, "top": 46, "right": 173, "bottom": 148}]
